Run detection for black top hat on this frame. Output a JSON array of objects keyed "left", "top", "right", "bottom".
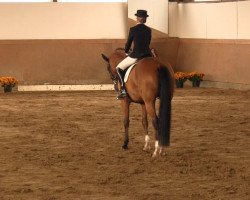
[{"left": 135, "top": 10, "right": 149, "bottom": 18}]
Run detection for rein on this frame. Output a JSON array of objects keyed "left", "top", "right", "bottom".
[{"left": 115, "top": 47, "right": 125, "bottom": 52}]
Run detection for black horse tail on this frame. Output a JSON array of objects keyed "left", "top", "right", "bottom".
[{"left": 158, "top": 66, "right": 172, "bottom": 147}]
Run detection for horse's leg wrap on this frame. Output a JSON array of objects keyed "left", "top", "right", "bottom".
[
  {"left": 152, "top": 141, "right": 160, "bottom": 157},
  {"left": 143, "top": 135, "right": 151, "bottom": 151}
]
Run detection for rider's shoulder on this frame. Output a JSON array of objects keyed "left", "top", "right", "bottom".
[
  {"left": 144, "top": 25, "right": 151, "bottom": 31},
  {"left": 130, "top": 25, "right": 137, "bottom": 30},
  {"left": 131, "top": 24, "right": 147, "bottom": 29}
]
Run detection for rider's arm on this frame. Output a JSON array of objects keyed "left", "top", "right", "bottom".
[
  {"left": 125, "top": 28, "right": 133, "bottom": 54},
  {"left": 149, "top": 29, "right": 152, "bottom": 44}
]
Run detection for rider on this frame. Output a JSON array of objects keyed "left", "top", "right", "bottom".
[{"left": 116, "top": 9, "right": 152, "bottom": 99}]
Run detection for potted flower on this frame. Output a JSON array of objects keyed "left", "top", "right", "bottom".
[
  {"left": 0, "top": 76, "right": 18, "bottom": 93},
  {"left": 188, "top": 72, "right": 205, "bottom": 87},
  {"left": 174, "top": 72, "right": 188, "bottom": 88}
]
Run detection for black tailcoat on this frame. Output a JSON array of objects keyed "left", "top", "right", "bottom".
[{"left": 125, "top": 23, "right": 152, "bottom": 59}]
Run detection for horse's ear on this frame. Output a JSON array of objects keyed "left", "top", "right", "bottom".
[{"left": 101, "top": 54, "right": 109, "bottom": 63}]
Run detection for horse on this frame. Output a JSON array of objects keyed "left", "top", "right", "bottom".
[{"left": 101, "top": 49, "right": 174, "bottom": 157}]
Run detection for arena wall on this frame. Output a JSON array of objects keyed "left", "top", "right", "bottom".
[
  {"left": 0, "top": 38, "right": 179, "bottom": 85},
  {"left": 176, "top": 39, "right": 250, "bottom": 88},
  {"left": 169, "top": 1, "right": 250, "bottom": 89},
  {"left": 0, "top": 37, "right": 248, "bottom": 89},
  {"left": 0, "top": 1, "right": 249, "bottom": 89},
  {"left": 0, "top": 2, "right": 130, "bottom": 85}
]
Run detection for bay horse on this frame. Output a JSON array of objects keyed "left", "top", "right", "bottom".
[{"left": 101, "top": 49, "right": 174, "bottom": 157}]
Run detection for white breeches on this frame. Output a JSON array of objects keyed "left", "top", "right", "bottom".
[{"left": 116, "top": 56, "right": 137, "bottom": 71}]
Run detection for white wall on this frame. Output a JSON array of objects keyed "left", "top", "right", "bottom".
[
  {"left": 172, "top": 3, "right": 207, "bottom": 38},
  {"left": 206, "top": 2, "right": 237, "bottom": 39},
  {"left": 128, "top": 0, "right": 168, "bottom": 34},
  {"left": 238, "top": 1, "right": 250, "bottom": 39},
  {"left": 2, "top": 1, "right": 249, "bottom": 40},
  {"left": 169, "top": 1, "right": 250, "bottom": 39},
  {"left": 0, "top": 3, "right": 127, "bottom": 39}
]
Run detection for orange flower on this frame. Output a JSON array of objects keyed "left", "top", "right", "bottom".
[
  {"left": 188, "top": 72, "right": 205, "bottom": 81},
  {"left": 174, "top": 72, "right": 188, "bottom": 82},
  {"left": 0, "top": 76, "right": 18, "bottom": 87}
]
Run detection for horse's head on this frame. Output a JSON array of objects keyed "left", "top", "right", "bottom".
[{"left": 101, "top": 49, "right": 127, "bottom": 89}]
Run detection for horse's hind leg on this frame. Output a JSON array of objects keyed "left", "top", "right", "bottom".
[
  {"left": 141, "top": 104, "right": 150, "bottom": 151},
  {"left": 145, "top": 101, "right": 160, "bottom": 157}
]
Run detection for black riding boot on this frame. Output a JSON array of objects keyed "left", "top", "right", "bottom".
[{"left": 116, "top": 68, "right": 127, "bottom": 99}]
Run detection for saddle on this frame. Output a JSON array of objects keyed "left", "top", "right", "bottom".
[
  {"left": 124, "top": 63, "right": 137, "bottom": 83},
  {"left": 123, "top": 54, "right": 152, "bottom": 82}
]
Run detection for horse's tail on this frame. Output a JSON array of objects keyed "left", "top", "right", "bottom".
[{"left": 158, "top": 66, "right": 172, "bottom": 147}]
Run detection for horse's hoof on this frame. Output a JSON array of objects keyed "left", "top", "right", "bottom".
[
  {"left": 122, "top": 145, "right": 128, "bottom": 150},
  {"left": 152, "top": 153, "right": 157, "bottom": 158},
  {"left": 152, "top": 149, "right": 159, "bottom": 158},
  {"left": 143, "top": 145, "right": 151, "bottom": 151}
]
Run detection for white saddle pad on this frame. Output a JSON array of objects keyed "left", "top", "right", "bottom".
[{"left": 124, "top": 63, "right": 136, "bottom": 83}]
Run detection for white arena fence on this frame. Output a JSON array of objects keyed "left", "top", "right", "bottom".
[{"left": 18, "top": 84, "right": 114, "bottom": 91}]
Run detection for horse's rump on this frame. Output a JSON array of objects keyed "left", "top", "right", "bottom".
[{"left": 125, "top": 57, "right": 163, "bottom": 100}]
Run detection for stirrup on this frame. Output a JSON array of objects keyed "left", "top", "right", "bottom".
[{"left": 117, "top": 89, "right": 127, "bottom": 99}]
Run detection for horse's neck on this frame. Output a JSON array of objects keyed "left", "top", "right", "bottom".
[{"left": 116, "top": 52, "right": 126, "bottom": 60}]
